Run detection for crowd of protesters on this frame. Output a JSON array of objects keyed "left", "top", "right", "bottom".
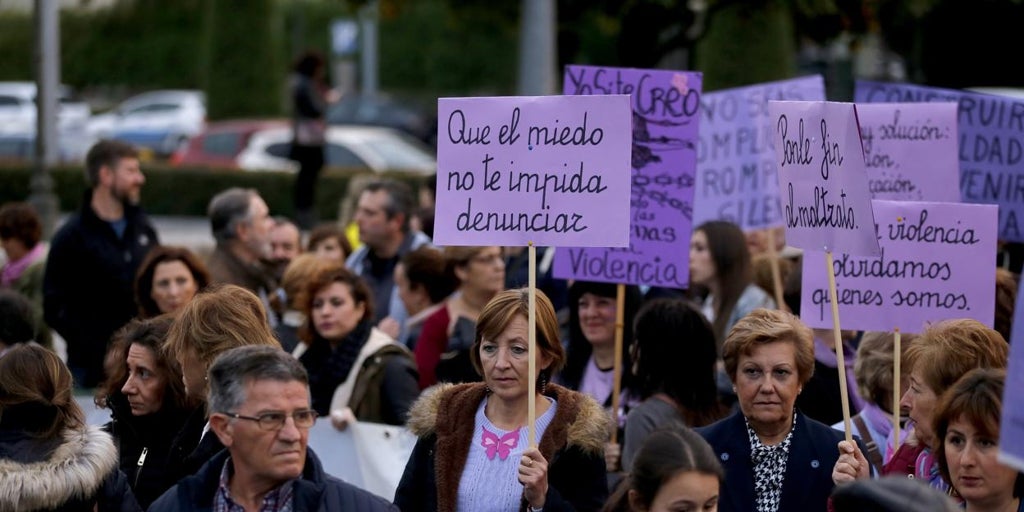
[{"left": 0, "top": 138, "right": 1020, "bottom": 511}]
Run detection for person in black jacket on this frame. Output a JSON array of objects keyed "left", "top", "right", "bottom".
[
  {"left": 289, "top": 50, "right": 336, "bottom": 230},
  {"left": 43, "top": 139, "right": 158, "bottom": 388},
  {"left": 149, "top": 345, "right": 397, "bottom": 511},
  {"left": 696, "top": 308, "right": 868, "bottom": 512},
  {"left": 0, "top": 344, "right": 140, "bottom": 512},
  {"left": 95, "top": 315, "right": 199, "bottom": 509}
]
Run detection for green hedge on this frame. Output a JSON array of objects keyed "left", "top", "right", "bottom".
[{"left": 0, "top": 164, "right": 426, "bottom": 220}]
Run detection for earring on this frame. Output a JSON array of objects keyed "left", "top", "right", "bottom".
[{"left": 538, "top": 373, "right": 549, "bottom": 394}]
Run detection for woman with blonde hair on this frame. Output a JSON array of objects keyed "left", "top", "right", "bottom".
[
  {"left": 162, "top": 283, "right": 281, "bottom": 480},
  {"left": 0, "top": 344, "right": 140, "bottom": 511},
  {"left": 833, "top": 319, "right": 1009, "bottom": 495}
]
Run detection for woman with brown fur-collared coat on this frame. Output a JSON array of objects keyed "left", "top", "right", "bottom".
[{"left": 394, "top": 289, "right": 609, "bottom": 512}]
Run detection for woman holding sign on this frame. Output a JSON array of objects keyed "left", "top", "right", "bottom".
[
  {"left": 395, "top": 288, "right": 608, "bottom": 512},
  {"left": 832, "top": 320, "right": 1008, "bottom": 495},
  {"left": 696, "top": 308, "right": 856, "bottom": 512},
  {"left": 934, "top": 369, "right": 1024, "bottom": 512}
]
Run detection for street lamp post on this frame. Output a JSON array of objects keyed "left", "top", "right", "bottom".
[{"left": 31, "top": 0, "right": 61, "bottom": 239}]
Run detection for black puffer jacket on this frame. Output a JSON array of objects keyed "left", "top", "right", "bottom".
[{"left": 0, "top": 425, "right": 141, "bottom": 512}]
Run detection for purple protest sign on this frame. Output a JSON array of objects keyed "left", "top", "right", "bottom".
[
  {"left": 552, "top": 66, "right": 701, "bottom": 287},
  {"left": 856, "top": 81, "right": 1024, "bottom": 241},
  {"left": 694, "top": 75, "right": 825, "bottom": 230},
  {"left": 769, "top": 101, "right": 880, "bottom": 256},
  {"left": 434, "top": 95, "right": 632, "bottom": 247},
  {"left": 857, "top": 103, "right": 960, "bottom": 201},
  {"left": 801, "top": 200, "right": 997, "bottom": 333},
  {"left": 998, "top": 283, "right": 1024, "bottom": 472}
]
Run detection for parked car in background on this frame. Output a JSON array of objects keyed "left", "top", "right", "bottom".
[
  {"left": 172, "top": 119, "right": 282, "bottom": 168},
  {"left": 326, "top": 93, "right": 437, "bottom": 148},
  {"left": 174, "top": 119, "right": 436, "bottom": 174},
  {"left": 0, "top": 82, "right": 94, "bottom": 163},
  {"left": 87, "top": 89, "right": 205, "bottom": 157}
]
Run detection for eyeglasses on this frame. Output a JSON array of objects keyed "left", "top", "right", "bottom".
[{"left": 221, "top": 410, "right": 318, "bottom": 431}]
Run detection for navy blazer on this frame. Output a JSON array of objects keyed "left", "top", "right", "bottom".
[{"left": 696, "top": 410, "right": 867, "bottom": 512}]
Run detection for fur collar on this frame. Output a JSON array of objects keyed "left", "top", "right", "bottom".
[
  {"left": 0, "top": 425, "right": 118, "bottom": 511},
  {"left": 407, "top": 382, "right": 610, "bottom": 512}
]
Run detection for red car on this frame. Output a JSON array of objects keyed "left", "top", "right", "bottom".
[{"left": 172, "top": 119, "right": 285, "bottom": 168}]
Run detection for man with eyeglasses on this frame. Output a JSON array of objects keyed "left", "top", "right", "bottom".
[{"left": 150, "top": 345, "right": 397, "bottom": 511}]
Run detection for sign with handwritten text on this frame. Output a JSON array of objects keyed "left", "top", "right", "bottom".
[
  {"left": 998, "top": 284, "right": 1024, "bottom": 472},
  {"left": 801, "top": 200, "right": 997, "bottom": 333},
  {"left": 769, "top": 101, "right": 880, "bottom": 256},
  {"left": 857, "top": 103, "right": 960, "bottom": 201},
  {"left": 856, "top": 81, "right": 1024, "bottom": 241},
  {"left": 694, "top": 75, "right": 825, "bottom": 230},
  {"left": 553, "top": 65, "right": 701, "bottom": 287},
  {"left": 434, "top": 95, "right": 632, "bottom": 247}
]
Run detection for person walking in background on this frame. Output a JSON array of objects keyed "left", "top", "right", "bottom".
[
  {"left": 289, "top": 50, "right": 337, "bottom": 230},
  {"left": 347, "top": 180, "right": 431, "bottom": 338},
  {"left": 0, "top": 344, "right": 141, "bottom": 511},
  {"left": 149, "top": 345, "right": 398, "bottom": 511},
  {"left": 44, "top": 140, "right": 157, "bottom": 388},
  {"left": 0, "top": 202, "right": 50, "bottom": 347},
  {"left": 133, "top": 245, "right": 210, "bottom": 318}
]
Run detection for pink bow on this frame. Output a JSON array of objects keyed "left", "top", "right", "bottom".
[{"left": 481, "top": 426, "right": 519, "bottom": 460}]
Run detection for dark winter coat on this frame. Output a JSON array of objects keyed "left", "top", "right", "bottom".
[{"left": 148, "top": 446, "right": 398, "bottom": 512}]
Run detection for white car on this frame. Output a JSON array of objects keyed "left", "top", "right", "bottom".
[
  {"left": 236, "top": 124, "right": 436, "bottom": 174},
  {"left": 0, "top": 82, "right": 93, "bottom": 161},
  {"left": 87, "top": 90, "right": 206, "bottom": 156}
]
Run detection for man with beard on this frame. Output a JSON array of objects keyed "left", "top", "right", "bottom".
[
  {"left": 44, "top": 140, "right": 158, "bottom": 388},
  {"left": 269, "top": 216, "right": 302, "bottom": 281},
  {"left": 206, "top": 188, "right": 278, "bottom": 323}
]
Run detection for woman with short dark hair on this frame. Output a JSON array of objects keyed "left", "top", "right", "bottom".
[{"left": 934, "top": 369, "right": 1023, "bottom": 512}]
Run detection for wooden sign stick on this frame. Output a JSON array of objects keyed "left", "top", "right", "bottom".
[
  {"left": 825, "top": 251, "right": 854, "bottom": 442},
  {"left": 766, "top": 228, "right": 786, "bottom": 310},
  {"left": 610, "top": 283, "right": 625, "bottom": 444},
  {"left": 528, "top": 243, "right": 537, "bottom": 448},
  {"left": 893, "top": 327, "right": 902, "bottom": 453}
]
